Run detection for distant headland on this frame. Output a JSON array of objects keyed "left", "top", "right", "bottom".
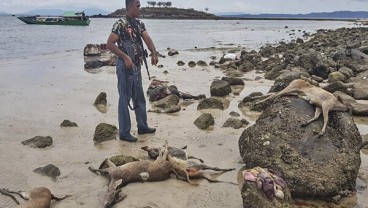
[
  {"left": 90, "top": 7, "right": 368, "bottom": 21},
  {"left": 2, "top": 6, "right": 368, "bottom": 21}
]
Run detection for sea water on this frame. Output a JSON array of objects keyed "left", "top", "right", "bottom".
[{"left": 0, "top": 16, "right": 356, "bottom": 62}]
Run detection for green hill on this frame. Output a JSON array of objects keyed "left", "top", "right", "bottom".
[{"left": 109, "top": 7, "right": 218, "bottom": 19}]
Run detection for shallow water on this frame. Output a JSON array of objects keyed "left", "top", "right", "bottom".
[{"left": 0, "top": 16, "right": 357, "bottom": 61}]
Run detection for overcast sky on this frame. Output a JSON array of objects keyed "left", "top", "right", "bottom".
[{"left": 1, "top": 0, "right": 368, "bottom": 14}]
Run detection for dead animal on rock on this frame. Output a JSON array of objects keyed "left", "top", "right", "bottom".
[
  {"left": 141, "top": 145, "right": 204, "bottom": 163},
  {"left": 256, "top": 79, "right": 352, "bottom": 137},
  {"left": 0, "top": 187, "right": 70, "bottom": 208},
  {"left": 89, "top": 141, "right": 195, "bottom": 208}
]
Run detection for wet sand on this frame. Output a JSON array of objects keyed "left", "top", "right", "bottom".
[{"left": 0, "top": 49, "right": 368, "bottom": 208}]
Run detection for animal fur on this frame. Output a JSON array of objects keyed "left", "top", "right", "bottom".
[
  {"left": 167, "top": 155, "right": 237, "bottom": 185},
  {"left": 256, "top": 79, "right": 352, "bottom": 136},
  {"left": 0, "top": 187, "right": 69, "bottom": 208},
  {"left": 89, "top": 141, "right": 194, "bottom": 208},
  {"left": 141, "top": 145, "right": 204, "bottom": 163},
  {"left": 141, "top": 144, "right": 236, "bottom": 184}
]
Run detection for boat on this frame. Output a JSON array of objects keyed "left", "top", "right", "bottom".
[{"left": 17, "top": 11, "right": 90, "bottom": 26}]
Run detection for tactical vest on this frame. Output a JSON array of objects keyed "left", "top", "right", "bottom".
[{"left": 116, "top": 16, "right": 145, "bottom": 65}]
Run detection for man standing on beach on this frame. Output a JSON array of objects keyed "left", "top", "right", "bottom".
[{"left": 107, "top": 0, "right": 158, "bottom": 142}]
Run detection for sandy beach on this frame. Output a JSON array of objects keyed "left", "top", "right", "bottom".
[
  {"left": 0, "top": 48, "right": 255, "bottom": 207},
  {"left": 1, "top": 36, "right": 368, "bottom": 208}
]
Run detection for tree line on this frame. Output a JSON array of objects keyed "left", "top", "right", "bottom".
[{"left": 147, "top": 1, "right": 172, "bottom": 7}]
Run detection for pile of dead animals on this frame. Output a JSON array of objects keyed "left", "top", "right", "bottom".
[
  {"left": 0, "top": 142, "right": 235, "bottom": 208},
  {"left": 88, "top": 141, "right": 236, "bottom": 208}
]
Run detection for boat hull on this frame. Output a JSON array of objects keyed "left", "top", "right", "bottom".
[{"left": 17, "top": 16, "right": 90, "bottom": 26}]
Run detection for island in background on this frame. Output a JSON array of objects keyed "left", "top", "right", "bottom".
[{"left": 88, "top": 6, "right": 368, "bottom": 21}]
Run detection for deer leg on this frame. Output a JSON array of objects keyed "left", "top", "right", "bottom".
[
  {"left": 172, "top": 169, "right": 198, "bottom": 185},
  {"left": 181, "top": 167, "right": 199, "bottom": 186},
  {"left": 187, "top": 170, "right": 238, "bottom": 185},
  {"left": 190, "top": 164, "right": 235, "bottom": 172},
  {"left": 88, "top": 166, "right": 110, "bottom": 175},
  {"left": 188, "top": 155, "right": 204, "bottom": 163},
  {"left": 6, "top": 190, "right": 28, "bottom": 200},
  {"left": 51, "top": 194, "right": 71, "bottom": 201},
  {"left": 158, "top": 141, "right": 169, "bottom": 160},
  {"left": 319, "top": 106, "right": 331, "bottom": 136},
  {"left": 255, "top": 93, "right": 276, "bottom": 104},
  {"left": 301, "top": 107, "right": 322, "bottom": 127},
  {"left": 0, "top": 188, "right": 21, "bottom": 204}
]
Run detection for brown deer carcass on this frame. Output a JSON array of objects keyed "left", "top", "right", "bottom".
[
  {"left": 256, "top": 79, "right": 352, "bottom": 136},
  {"left": 0, "top": 187, "right": 69, "bottom": 208},
  {"left": 89, "top": 141, "right": 194, "bottom": 208}
]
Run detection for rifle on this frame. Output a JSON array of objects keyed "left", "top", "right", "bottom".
[
  {"left": 141, "top": 48, "right": 151, "bottom": 80},
  {"left": 136, "top": 28, "right": 151, "bottom": 80},
  {"left": 129, "top": 18, "right": 151, "bottom": 80}
]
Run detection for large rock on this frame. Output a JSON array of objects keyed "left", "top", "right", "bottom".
[
  {"left": 332, "top": 49, "right": 368, "bottom": 74},
  {"left": 153, "top": 94, "right": 180, "bottom": 108},
  {"left": 268, "top": 71, "right": 304, "bottom": 93},
  {"left": 84, "top": 44, "right": 102, "bottom": 56},
  {"left": 21, "top": 136, "right": 53, "bottom": 148},
  {"left": 322, "top": 81, "right": 354, "bottom": 96},
  {"left": 33, "top": 164, "right": 60, "bottom": 180},
  {"left": 328, "top": 71, "right": 348, "bottom": 83},
  {"left": 332, "top": 49, "right": 368, "bottom": 63},
  {"left": 197, "top": 98, "right": 224, "bottom": 110},
  {"left": 222, "top": 118, "right": 243, "bottom": 129},
  {"left": 93, "top": 123, "right": 118, "bottom": 143},
  {"left": 333, "top": 91, "right": 368, "bottom": 116},
  {"left": 168, "top": 49, "right": 179, "bottom": 56},
  {"left": 194, "top": 113, "right": 215, "bottom": 129},
  {"left": 259, "top": 46, "right": 276, "bottom": 58},
  {"left": 94, "top": 92, "right": 107, "bottom": 105},
  {"left": 353, "top": 80, "right": 368, "bottom": 100},
  {"left": 94, "top": 92, "right": 108, "bottom": 113},
  {"left": 197, "top": 60, "right": 208, "bottom": 66},
  {"left": 239, "top": 96, "right": 361, "bottom": 199},
  {"left": 338, "top": 67, "right": 354, "bottom": 79},
  {"left": 222, "top": 77, "right": 245, "bottom": 85},
  {"left": 99, "top": 155, "right": 140, "bottom": 169},
  {"left": 210, "top": 80, "right": 231, "bottom": 97},
  {"left": 84, "top": 60, "right": 103, "bottom": 69},
  {"left": 60, "top": 120, "right": 78, "bottom": 127},
  {"left": 297, "top": 50, "right": 331, "bottom": 78},
  {"left": 83, "top": 43, "right": 116, "bottom": 70}
]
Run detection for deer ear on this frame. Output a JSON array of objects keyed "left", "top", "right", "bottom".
[{"left": 113, "top": 179, "right": 123, "bottom": 189}]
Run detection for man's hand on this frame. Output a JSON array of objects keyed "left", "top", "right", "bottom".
[
  {"left": 151, "top": 53, "right": 158, "bottom": 65},
  {"left": 124, "top": 56, "right": 135, "bottom": 69},
  {"left": 106, "top": 32, "right": 135, "bottom": 70}
]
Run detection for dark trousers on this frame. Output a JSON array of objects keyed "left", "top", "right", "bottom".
[{"left": 116, "top": 58, "right": 148, "bottom": 137}]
